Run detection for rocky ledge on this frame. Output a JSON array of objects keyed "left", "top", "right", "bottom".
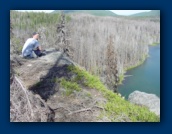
[{"left": 128, "top": 91, "right": 160, "bottom": 116}]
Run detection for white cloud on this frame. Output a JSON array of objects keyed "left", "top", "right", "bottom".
[{"left": 110, "top": 10, "right": 151, "bottom": 16}]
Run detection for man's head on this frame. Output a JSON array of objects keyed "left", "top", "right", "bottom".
[{"left": 32, "top": 32, "right": 39, "bottom": 40}]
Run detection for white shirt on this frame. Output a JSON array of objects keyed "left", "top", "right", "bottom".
[{"left": 22, "top": 38, "right": 39, "bottom": 57}]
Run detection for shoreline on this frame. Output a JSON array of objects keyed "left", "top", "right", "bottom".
[
  {"left": 118, "top": 43, "right": 160, "bottom": 85},
  {"left": 149, "top": 42, "right": 160, "bottom": 46},
  {"left": 118, "top": 54, "right": 148, "bottom": 85}
]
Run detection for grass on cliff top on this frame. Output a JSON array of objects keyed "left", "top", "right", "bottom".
[
  {"left": 67, "top": 65, "right": 160, "bottom": 122},
  {"left": 60, "top": 78, "right": 81, "bottom": 96}
]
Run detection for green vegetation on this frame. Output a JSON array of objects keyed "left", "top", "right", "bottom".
[
  {"left": 125, "top": 54, "right": 148, "bottom": 71},
  {"left": 67, "top": 65, "right": 103, "bottom": 89},
  {"left": 52, "top": 10, "right": 117, "bottom": 17},
  {"left": 85, "top": 92, "right": 92, "bottom": 98},
  {"left": 116, "top": 54, "right": 149, "bottom": 85},
  {"left": 118, "top": 74, "right": 125, "bottom": 85},
  {"left": 11, "top": 37, "right": 23, "bottom": 54},
  {"left": 127, "top": 10, "right": 160, "bottom": 22},
  {"left": 150, "top": 42, "right": 160, "bottom": 46},
  {"left": 130, "top": 10, "right": 160, "bottom": 17},
  {"left": 11, "top": 11, "right": 61, "bottom": 31},
  {"left": 66, "top": 15, "right": 71, "bottom": 22},
  {"left": 67, "top": 65, "right": 160, "bottom": 122},
  {"left": 60, "top": 78, "right": 82, "bottom": 96}
]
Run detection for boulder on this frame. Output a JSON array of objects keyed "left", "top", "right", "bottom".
[{"left": 128, "top": 91, "right": 160, "bottom": 116}]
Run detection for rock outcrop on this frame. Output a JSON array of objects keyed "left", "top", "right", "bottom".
[
  {"left": 11, "top": 49, "right": 72, "bottom": 88},
  {"left": 128, "top": 91, "right": 160, "bottom": 116},
  {"left": 10, "top": 49, "right": 109, "bottom": 122}
]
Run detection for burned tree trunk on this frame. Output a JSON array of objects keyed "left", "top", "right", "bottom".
[
  {"left": 56, "top": 11, "right": 73, "bottom": 58},
  {"left": 10, "top": 19, "right": 13, "bottom": 38},
  {"left": 106, "top": 35, "right": 119, "bottom": 93}
]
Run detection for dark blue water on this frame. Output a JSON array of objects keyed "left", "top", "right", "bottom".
[{"left": 118, "top": 45, "right": 160, "bottom": 99}]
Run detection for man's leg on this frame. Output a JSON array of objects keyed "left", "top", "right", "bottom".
[
  {"left": 33, "top": 50, "right": 42, "bottom": 57},
  {"left": 33, "top": 50, "right": 46, "bottom": 57},
  {"left": 24, "top": 54, "right": 34, "bottom": 59}
]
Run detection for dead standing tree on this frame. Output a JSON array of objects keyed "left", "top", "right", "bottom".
[
  {"left": 56, "top": 11, "right": 73, "bottom": 58},
  {"left": 10, "top": 18, "right": 14, "bottom": 53},
  {"left": 10, "top": 19, "right": 13, "bottom": 38},
  {"left": 10, "top": 20, "right": 13, "bottom": 82},
  {"left": 106, "top": 35, "right": 119, "bottom": 93}
]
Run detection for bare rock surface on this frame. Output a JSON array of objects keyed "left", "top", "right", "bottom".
[{"left": 128, "top": 90, "right": 160, "bottom": 116}]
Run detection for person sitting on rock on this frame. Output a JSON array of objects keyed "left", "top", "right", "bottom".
[{"left": 22, "top": 32, "right": 46, "bottom": 58}]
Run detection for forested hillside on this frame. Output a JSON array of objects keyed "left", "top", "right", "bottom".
[
  {"left": 68, "top": 14, "right": 160, "bottom": 77},
  {"left": 51, "top": 10, "right": 117, "bottom": 17},
  {"left": 130, "top": 10, "right": 160, "bottom": 17},
  {"left": 10, "top": 10, "right": 160, "bottom": 90}
]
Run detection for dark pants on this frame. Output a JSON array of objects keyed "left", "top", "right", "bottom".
[{"left": 33, "top": 50, "right": 46, "bottom": 57}]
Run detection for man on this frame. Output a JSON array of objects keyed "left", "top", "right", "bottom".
[{"left": 22, "top": 32, "right": 46, "bottom": 58}]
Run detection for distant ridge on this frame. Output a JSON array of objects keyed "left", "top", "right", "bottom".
[
  {"left": 51, "top": 10, "right": 118, "bottom": 17},
  {"left": 130, "top": 10, "right": 160, "bottom": 17}
]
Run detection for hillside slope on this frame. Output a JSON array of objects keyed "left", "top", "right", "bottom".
[
  {"left": 52, "top": 10, "right": 118, "bottom": 17},
  {"left": 130, "top": 10, "right": 160, "bottom": 17}
]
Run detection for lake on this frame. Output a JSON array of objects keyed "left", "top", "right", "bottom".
[{"left": 118, "top": 44, "right": 160, "bottom": 99}]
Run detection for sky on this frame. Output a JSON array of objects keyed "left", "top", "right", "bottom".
[{"left": 16, "top": 10, "right": 151, "bottom": 16}]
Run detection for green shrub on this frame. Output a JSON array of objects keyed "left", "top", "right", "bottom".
[
  {"left": 66, "top": 15, "right": 71, "bottom": 22},
  {"left": 150, "top": 42, "right": 159, "bottom": 46},
  {"left": 60, "top": 78, "right": 82, "bottom": 96},
  {"left": 67, "top": 65, "right": 160, "bottom": 122},
  {"left": 11, "top": 37, "right": 23, "bottom": 54}
]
